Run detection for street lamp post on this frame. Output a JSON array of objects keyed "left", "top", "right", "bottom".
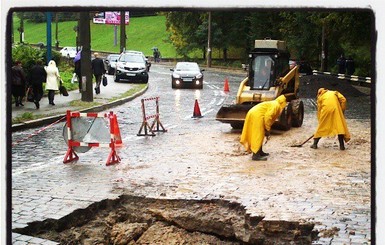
[
  {"left": 46, "top": 12, "right": 52, "bottom": 63},
  {"left": 120, "top": 11, "right": 126, "bottom": 53},
  {"left": 207, "top": 11, "right": 212, "bottom": 68}
]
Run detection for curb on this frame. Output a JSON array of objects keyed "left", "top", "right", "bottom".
[{"left": 11, "top": 84, "right": 148, "bottom": 132}]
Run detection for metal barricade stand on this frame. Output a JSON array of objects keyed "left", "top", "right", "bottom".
[
  {"left": 137, "top": 97, "right": 167, "bottom": 136},
  {"left": 63, "top": 110, "right": 122, "bottom": 166}
]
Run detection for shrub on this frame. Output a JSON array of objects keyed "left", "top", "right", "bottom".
[{"left": 11, "top": 44, "right": 61, "bottom": 76}]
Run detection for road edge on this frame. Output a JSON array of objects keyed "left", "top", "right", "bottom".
[{"left": 11, "top": 84, "right": 149, "bottom": 132}]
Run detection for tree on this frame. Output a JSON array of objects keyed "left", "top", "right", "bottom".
[{"left": 164, "top": 11, "right": 205, "bottom": 58}]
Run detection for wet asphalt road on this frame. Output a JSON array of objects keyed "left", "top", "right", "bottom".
[
  {"left": 12, "top": 65, "right": 371, "bottom": 170},
  {"left": 12, "top": 64, "right": 247, "bottom": 169},
  {"left": 11, "top": 64, "right": 372, "bottom": 244}
]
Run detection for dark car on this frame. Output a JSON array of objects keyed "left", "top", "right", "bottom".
[
  {"left": 170, "top": 62, "right": 204, "bottom": 89},
  {"left": 104, "top": 54, "right": 120, "bottom": 75},
  {"left": 114, "top": 51, "right": 149, "bottom": 83}
]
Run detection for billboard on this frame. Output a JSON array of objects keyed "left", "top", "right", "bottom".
[{"left": 93, "top": 11, "right": 129, "bottom": 25}]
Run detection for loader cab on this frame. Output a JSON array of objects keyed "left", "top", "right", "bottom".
[
  {"left": 249, "top": 55, "right": 275, "bottom": 90},
  {"left": 248, "top": 50, "right": 290, "bottom": 90}
]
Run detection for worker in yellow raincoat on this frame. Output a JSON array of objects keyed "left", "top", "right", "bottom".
[
  {"left": 311, "top": 88, "right": 351, "bottom": 150},
  {"left": 240, "top": 95, "right": 287, "bottom": 161}
]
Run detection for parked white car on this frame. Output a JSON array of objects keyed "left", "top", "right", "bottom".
[{"left": 59, "top": 47, "right": 77, "bottom": 59}]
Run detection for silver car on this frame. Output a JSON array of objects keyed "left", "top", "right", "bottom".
[{"left": 114, "top": 51, "right": 149, "bottom": 83}]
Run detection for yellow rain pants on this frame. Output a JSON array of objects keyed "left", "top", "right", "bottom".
[
  {"left": 314, "top": 88, "right": 351, "bottom": 142},
  {"left": 240, "top": 95, "right": 287, "bottom": 154}
]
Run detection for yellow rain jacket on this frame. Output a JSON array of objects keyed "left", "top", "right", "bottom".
[
  {"left": 240, "top": 95, "right": 287, "bottom": 153},
  {"left": 314, "top": 88, "right": 351, "bottom": 142}
]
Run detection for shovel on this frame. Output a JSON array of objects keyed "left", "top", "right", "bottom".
[{"left": 291, "top": 135, "right": 314, "bottom": 147}]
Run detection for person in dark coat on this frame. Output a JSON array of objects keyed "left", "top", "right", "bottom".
[
  {"left": 11, "top": 61, "right": 27, "bottom": 107},
  {"left": 29, "top": 60, "right": 47, "bottom": 109},
  {"left": 345, "top": 56, "right": 355, "bottom": 76},
  {"left": 91, "top": 52, "right": 106, "bottom": 94},
  {"left": 336, "top": 54, "right": 346, "bottom": 75}
]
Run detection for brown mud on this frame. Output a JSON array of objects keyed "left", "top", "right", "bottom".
[{"left": 14, "top": 195, "right": 318, "bottom": 244}]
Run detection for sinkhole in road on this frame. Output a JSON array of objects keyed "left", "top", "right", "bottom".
[{"left": 13, "top": 195, "right": 319, "bottom": 244}]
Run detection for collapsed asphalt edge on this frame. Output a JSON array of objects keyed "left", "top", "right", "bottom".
[{"left": 11, "top": 84, "right": 149, "bottom": 132}]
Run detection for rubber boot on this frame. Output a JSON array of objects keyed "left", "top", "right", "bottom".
[
  {"left": 252, "top": 149, "right": 267, "bottom": 161},
  {"left": 18, "top": 97, "right": 24, "bottom": 106},
  {"left": 338, "top": 135, "right": 345, "bottom": 150},
  {"left": 48, "top": 91, "right": 55, "bottom": 105},
  {"left": 310, "top": 138, "right": 320, "bottom": 149},
  {"left": 260, "top": 147, "right": 269, "bottom": 156}
]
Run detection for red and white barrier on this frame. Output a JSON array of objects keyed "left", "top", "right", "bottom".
[
  {"left": 137, "top": 97, "right": 167, "bottom": 136},
  {"left": 63, "top": 110, "right": 122, "bottom": 166}
]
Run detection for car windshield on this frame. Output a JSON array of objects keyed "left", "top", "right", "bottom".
[
  {"left": 120, "top": 54, "right": 144, "bottom": 63},
  {"left": 175, "top": 63, "right": 199, "bottom": 72},
  {"left": 109, "top": 55, "right": 120, "bottom": 61}
]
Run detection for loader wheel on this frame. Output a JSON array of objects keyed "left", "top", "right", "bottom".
[
  {"left": 291, "top": 100, "right": 304, "bottom": 127},
  {"left": 279, "top": 103, "right": 293, "bottom": 131}
]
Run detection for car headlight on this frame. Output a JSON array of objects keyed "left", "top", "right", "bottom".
[
  {"left": 195, "top": 73, "right": 203, "bottom": 79},
  {"left": 173, "top": 73, "right": 181, "bottom": 79}
]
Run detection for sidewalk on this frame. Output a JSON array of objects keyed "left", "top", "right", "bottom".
[{"left": 11, "top": 78, "right": 148, "bottom": 131}]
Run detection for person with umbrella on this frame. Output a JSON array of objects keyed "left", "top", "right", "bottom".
[
  {"left": 74, "top": 50, "right": 81, "bottom": 92},
  {"left": 152, "top": 47, "right": 161, "bottom": 63}
]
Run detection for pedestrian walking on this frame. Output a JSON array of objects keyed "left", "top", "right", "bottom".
[
  {"left": 44, "top": 60, "right": 61, "bottom": 106},
  {"left": 240, "top": 95, "right": 287, "bottom": 161},
  {"left": 336, "top": 54, "right": 346, "bottom": 75},
  {"left": 74, "top": 50, "right": 82, "bottom": 92},
  {"left": 11, "top": 60, "right": 27, "bottom": 107},
  {"left": 28, "top": 60, "right": 46, "bottom": 109},
  {"left": 310, "top": 88, "right": 351, "bottom": 150},
  {"left": 91, "top": 52, "right": 106, "bottom": 94},
  {"left": 153, "top": 48, "right": 161, "bottom": 63}
]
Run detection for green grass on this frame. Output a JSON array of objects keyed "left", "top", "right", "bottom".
[
  {"left": 13, "top": 14, "right": 177, "bottom": 58},
  {"left": 108, "top": 84, "right": 147, "bottom": 102}
]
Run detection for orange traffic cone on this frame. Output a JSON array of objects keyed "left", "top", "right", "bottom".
[
  {"left": 192, "top": 99, "right": 203, "bottom": 118},
  {"left": 224, "top": 78, "right": 230, "bottom": 92}
]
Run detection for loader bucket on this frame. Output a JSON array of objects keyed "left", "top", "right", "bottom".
[{"left": 216, "top": 104, "right": 254, "bottom": 129}]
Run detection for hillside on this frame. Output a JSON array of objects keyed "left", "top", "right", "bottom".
[{"left": 13, "top": 15, "right": 177, "bottom": 58}]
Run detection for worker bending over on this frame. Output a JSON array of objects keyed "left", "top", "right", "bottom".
[
  {"left": 311, "top": 88, "right": 351, "bottom": 150},
  {"left": 240, "top": 95, "right": 287, "bottom": 161}
]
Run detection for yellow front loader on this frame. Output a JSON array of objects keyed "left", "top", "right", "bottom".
[{"left": 216, "top": 39, "right": 304, "bottom": 130}]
